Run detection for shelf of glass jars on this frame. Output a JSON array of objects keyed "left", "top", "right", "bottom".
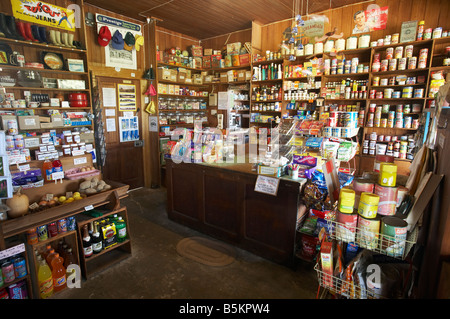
[{"left": 0, "top": 37, "right": 87, "bottom": 53}]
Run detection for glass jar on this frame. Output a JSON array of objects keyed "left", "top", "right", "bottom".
[
  {"left": 62, "top": 145, "right": 71, "bottom": 156},
  {"left": 72, "top": 132, "right": 81, "bottom": 144},
  {"left": 159, "top": 114, "right": 168, "bottom": 125}
]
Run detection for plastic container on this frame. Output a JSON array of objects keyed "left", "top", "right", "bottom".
[
  {"left": 38, "top": 259, "right": 53, "bottom": 299},
  {"left": 379, "top": 163, "right": 397, "bottom": 187},
  {"left": 46, "top": 249, "right": 57, "bottom": 269},
  {"left": 42, "top": 159, "right": 53, "bottom": 182},
  {"left": 51, "top": 253, "right": 67, "bottom": 292},
  {"left": 339, "top": 188, "right": 355, "bottom": 214},
  {"left": 358, "top": 192, "right": 380, "bottom": 219}
]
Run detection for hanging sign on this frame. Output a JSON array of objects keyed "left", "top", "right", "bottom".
[
  {"left": 10, "top": 0, "right": 76, "bottom": 31},
  {"left": 303, "top": 19, "right": 324, "bottom": 43},
  {"left": 96, "top": 14, "right": 141, "bottom": 32}
]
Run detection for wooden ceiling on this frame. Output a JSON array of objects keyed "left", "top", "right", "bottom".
[{"left": 85, "top": 0, "right": 370, "bottom": 40}]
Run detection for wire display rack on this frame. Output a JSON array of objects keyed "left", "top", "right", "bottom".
[
  {"left": 314, "top": 262, "right": 383, "bottom": 299},
  {"left": 325, "top": 217, "right": 418, "bottom": 260}
]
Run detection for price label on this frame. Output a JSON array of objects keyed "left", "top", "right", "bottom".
[
  {"left": 52, "top": 171, "right": 64, "bottom": 180},
  {"left": 84, "top": 205, "right": 94, "bottom": 211},
  {"left": 18, "top": 164, "right": 30, "bottom": 172},
  {"left": 0, "top": 243, "right": 25, "bottom": 259},
  {"left": 74, "top": 157, "right": 87, "bottom": 165},
  {"left": 254, "top": 175, "right": 280, "bottom": 196}
]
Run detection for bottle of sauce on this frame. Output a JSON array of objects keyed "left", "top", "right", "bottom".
[{"left": 42, "top": 159, "right": 53, "bottom": 182}]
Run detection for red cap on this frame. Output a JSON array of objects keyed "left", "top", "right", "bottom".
[{"left": 98, "top": 26, "right": 111, "bottom": 46}]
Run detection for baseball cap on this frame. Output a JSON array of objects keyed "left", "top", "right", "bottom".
[
  {"left": 135, "top": 34, "right": 144, "bottom": 51},
  {"left": 111, "top": 30, "right": 124, "bottom": 50},
  {"left": 97, "top": 26, "right": 111, "bottom": 46},
  {"left": 123, "top": 32, "right": 135, "bottom": 51}
]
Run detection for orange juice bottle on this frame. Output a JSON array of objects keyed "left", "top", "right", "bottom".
[
  {"left": 38, "top": 259, "right": 53, "bottom": 299},
  {"left": 51, "top": 253, "right": 67, "bottom": 292},
  {"left": 46, "top": 249, "right": 57, "bottom": 270}
]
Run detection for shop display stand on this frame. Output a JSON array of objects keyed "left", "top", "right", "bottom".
[
  {"left": 0, "top": 242, "right": 33, "bottom": 299},
  {"left": 75, "top": 205, "right": 131, "bottom": 279},
  {"left": 26, "top": 229, "right": 79, "bottom": 299}
]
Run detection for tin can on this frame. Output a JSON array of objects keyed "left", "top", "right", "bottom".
[
  {"left": 419, "top": 48, "right": 428, "bottom": 58},
  {"left": 398, "top": 57, "right": 407, "bottom": 70},
  {"left": 1, "top": 261, "right": 15, "bottom": 283},
  {"left": 13, "top": 257, "right": 27, "bottom": 279},
  {"left": 386, "top": 47, "right": 394, "bottom": 59},
  {"left": 380, "top": 216, "right": 407, "bottom": 257},
  {"left": 404, "top": 116, "right": 412, "bottom": 128},
  {"left": 405, "top": 45, "right": 414, "bottom": 58},
  {"left": 358, "top": 192, "right": 380, "bottom": 219},
  {"left": 67, "top": 216, "right": 76, "bottom": 231},
  {"left": 392, "top": 33, "right": 399, "bottom": 44},
  {"left": 369, "top": 90, "right": 376, "bottom": 99},
  {"left": 395, "top": 46, "right": 403, "bottom": 59},
  {"left": 412, "top": 119, "right": 420, "bottom": 129},
  {"left": 433, "top": 27, "right": 442, "bottom": 39},
  {"left": 372, "top": 61, "right": 380, "bottom": 72},
  {"left": 381, "top": 104, "right": 389, "bottom": 113},
  {"left": 48, "top": 222, "right": 58, "bottom": 237},
  {"left": 376, "top": 91, "right": 383, "bottom": 99},
  {"left": 375, "top": 184, "right": 398, "bottom": 216},
  {"left": 404, "top": 104, "right": 411, "bottom": 113},
  {"left": 392, "top": 91, "right": 401, "bottom": 98},
  {"left": 418, "top": 56, "right": 427, "bottom": 69},
  {"left": 402, "top": 87, "right": 413, "bottom": 98},
  {"left": 377, "top": 38, "right": 384, "bottom": 46},
  {"left": 414, "top": 88, "right": 424, "bottom": 98},
  {"left": 408, "top": 56, "right": 417, "bottom": 69},
  {"left": 381, "top": 59, "right": 389, "bottom": 72},
  {"left": 380, "top": 118, "right": 387, "bottom": 127},
  {"left": 424, "top": 28, "right": 432, "bottom": 40},
  {"left": 372, "top": 76, "right": 380, "bottom": 86},
  {"left": 389, "top": 110, "right": 397, "bottom": 119},
  {"left": 37, "top": 225, "right": 48, "bottom": 242},
  {"left": 57, "top": 218, "right": 67, "bottom": 233},
  {"left": 378, "top": 134, "right": 385, "bottom": 142},
  {"left": 26, "top": 228, "right": 38, "bottom": 245},
  {"left": 385, "top": 34, "right": 391, "bottom": 45},
  {"left": 358, "top": 215, "right": 381, "bottom": 250},
  {"left": 336, "top": 211, "right": 358, "bottom": 242},
  {"left": 388, "top": 59, "right": 397, "bottom": 71},
  {"left": 384, "top": 88, "right": 393, "bottom": 98}
]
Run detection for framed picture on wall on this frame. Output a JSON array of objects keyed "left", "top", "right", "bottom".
[{"left": 117, "top": 83, "right": 137, "bottom": 111}]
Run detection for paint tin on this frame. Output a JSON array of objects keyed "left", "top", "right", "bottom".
[
  {"left": 398, "top": 57, "right": 407, "bottom": 70},
  {"left": 358, "top": 192, "right": 380, "bottom": 219},
  {"left": 352, "top": 179, "right": 375, "bottom": 208},
  {"left": 405, "top": 45, "right": 414, "bottom": 58},
  {"left": 394, "top": 46, "right": 403, "bottom": 59},
  {"left": 386, "top": 47, "right": 394, "bottom": 59},
  {"left": 375, "top": 184, "right": 398, "bottom": 216},
  {"left": 336, "top": 211, "right": 358, "bottom": 242},
  {"left": 408, "top": 56, "right": 417, "bottom": 69},
  {"left": 339, "top": 188, "right": 356, "bottom": 214},
  {"left": 380, "top": 216, "right": 408, "bottom": 257},
  {"left": 358, "top": 215, "right": 381, "bottom": 250}
]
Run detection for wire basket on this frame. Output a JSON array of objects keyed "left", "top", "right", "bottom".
[
  {"left": 325, "top": 218, "right": 418, "bottom": 260},
  {"left": 314, "top": 263, "right": 382, "bottom": 299}
]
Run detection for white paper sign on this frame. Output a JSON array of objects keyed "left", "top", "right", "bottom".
[
  {"left": 254, "top": 175, "right": 280, "bottom": 196},
  {"left": 102, "top": 88, "right": 117, "bottom": 107},
  {"left": 105, "top": 108, "right": 116, "bottom": 117},
  {"left": 106, "top": 118, "right": 116, "bottom": 132},
  {"left": 74, "top": 157, "right": 87, "bottom": 165}
]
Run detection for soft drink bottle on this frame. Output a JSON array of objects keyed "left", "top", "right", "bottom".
[
  {"left": 42, "top": 159, "right": 53, "bottom": 182},
  {"left": 38, "top": 259, "right": 53, "bottom": 299},
  {"left": 51, "top": 253, "right": 67, "bottom": 292},
  {"left": 46, "top": 249, "right": 57, "bottom": 270}
]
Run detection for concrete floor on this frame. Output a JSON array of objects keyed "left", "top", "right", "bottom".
[{"left": 55, "top": 187, "right": 318, "bottom": 299}]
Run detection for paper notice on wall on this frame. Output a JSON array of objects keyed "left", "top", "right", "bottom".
[
  {"left": 102, "top": 88, "right": 117, "bottom": 107},
  {"left": 105, "top": 108, "right": 116, "bottom": 117},
  {"left": 254, "top": 175, "right": 280, "bottom": 196},
  {"left": 106, "top": 118, "right": 116, "bottom": 132},
  {"left": 218, "top": 91, "right": 229, "bottom": 110}
]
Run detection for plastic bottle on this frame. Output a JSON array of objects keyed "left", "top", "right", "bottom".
[
  {"left": 42, "top": 159, "right": 53, "bottom": 182},
  {"left": 46, "top": 249, "right": 57, "bottom": 270},
  {"left": 52, "top": 159, "right": 63, "bottom": 179},
  {"left": 417, "top": 21, "right": 425, "bottom": 41},
  {"left": 51, "top": 253, "right": 67, "bottom": 292},
  {"left": 42, "top": 244, "right": 52, "bottom": 261},
  {"left": 38, "top": 259, "right": 53, "bottom": 299},
  {"left": 63, "top": 248, "right": 77, "bottom": 279},
  {"left": 115, "top": 217, "right": 127, "bottom": 243}
]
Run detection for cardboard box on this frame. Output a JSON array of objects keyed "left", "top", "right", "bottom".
[
  {"left": 232, "top": 54, "right": 240, "bottom": 66},
  {"left": 227, "top": 70, "right": 234, "bottom": 82},
  {"left": 204, "top": 48, "right": 213, "bottom": 56},
  {"left": 40, "top": 122, "right": 53, "bottom": 129},
  {"left": 204, "top": 75, "right": 213, "bottom": 83},
  {"left": 39, "top": 116, "right": 51, "bottom": 123},
  {"left": 257, "top": 165, "right": 285, "bottom": 177},
  {"left": 158, "top": 83, "right": 167, "bottom": 94},
  {"left": 18, "top": 116, "right": 40, "bottom": 130},
  {"left": 246, "top": 70, "right": 252, "bottom": 81},
  {"left": 80, "top": 132, "right": 94, "bottom": 143},
  {"left": 24, "top": 137, "right": 40, "bottom": 148},
  {"left": 177, "top": 72, "right": 186, "bottom": 83},
  {"left": 239, "top": 54, "right": 250, "bottom": 65},
  {"left": 211, "top": 54, "right": 222, "bottom": 68},
  {"left": 202, "top": 56, "right": 211, "bottom": 69},
  {"left": 193, "top": 57, "right": 202, "bottom": 69},
  {"left": 169, "top": 69, "right": 177, "bottom": 82},
  {"left": 51, "top": 115, "right": 64, "bottom": 128},
  {"left": 220, "top": 73, "right": 228, "bottom": 83},
  {"left": 157, "top": 68, "right": 171, "bottom": 80},
  {"left": 168, "top": 84, "right": 175, "bottom": 95},
  {"left": 320, "top": 241, "right": 333, "bottom": 288},
  {"left": 237, "top": 70, "right": 246, "bottom": 82},
  {"left": 0, "top": 115, "right": 17, "bottom": 131},
  {"left": 193, "top": 74, "right": 203, "bottom": 85}
]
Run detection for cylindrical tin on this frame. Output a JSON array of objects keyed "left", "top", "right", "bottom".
[
  {"left": 37, "top": 225, "right": 48, "bottom": 242},
  {"left": 26, "top": 228, "right": 38, "bottom": 245},
  {"left": 402, "top": 86, "right": 413, "bottom": 98},
  {"left": 336, "top": 211, "right": 358, "bottom": 242},
  {"left": 358, "top": 215, "right": 381, "bottom": 250},
  {"left": 339, "top": 188, "right": 356, "bottom": 214},
  {"left": 358, "top": 192, "right": 380, "bottom": 219},
  {"left": 408, "top": 56, "right": 417, "bottom": 69},
  {"left": 380, "top": 216, "right": 408, "bottom": 257},
  {"left": 352, "top": 179, "right": 375, "bottom": 208},
  {"left": 389, "top": 58, "right": 397, "bottom": 71},
  {"left": 394, "top": 46, "right": 404, "bottom": 59},
  {"left": 398, "top": 57, "right": 407, "bottom": 70},
  {"left": 48, "top": 222, "right": 58, "bottom": 237},
  {"left": 396, "top": 186, "right": 409, "bottom": 207},
  {"left": 386, "top": 47, "right": 394, "bottom": 59},
  {"left": 13, "top": 256, "right": 27, "bottom": 279},
  {"left": 405, "top": 45, "right": 414, "bottom": 58},
  {"left": 381, "top": 59, "right": 389, "bottom": 72},
  {"left": 375, "top": 184, "right": 398, "bottom": 216}
]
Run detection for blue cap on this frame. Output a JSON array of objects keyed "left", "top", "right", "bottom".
[{"left": 111, "top": 30, "right": 124, "bottom": 50}]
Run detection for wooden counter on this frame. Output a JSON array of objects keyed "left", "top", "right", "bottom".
[{"left": 165, "top": 159, "right": 304, "bottom": 266}]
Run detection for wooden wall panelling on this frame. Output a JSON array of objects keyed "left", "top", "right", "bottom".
[{"left": 156, "top": 26, "right": 200, "bottom": 52}]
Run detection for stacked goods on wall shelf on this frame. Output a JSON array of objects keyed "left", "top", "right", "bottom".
[{"left": 0, "top": 243, "right": 32, "bottom": 299}]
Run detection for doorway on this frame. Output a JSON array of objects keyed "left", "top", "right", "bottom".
[{"left": 96, "top": 76, "right": 145, "bottom": 189}]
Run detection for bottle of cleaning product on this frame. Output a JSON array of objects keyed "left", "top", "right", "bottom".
[
  {"left": 51, "top": 253, "right": 67, "bottom": 292},
  {"left": 38, "top": 259, "right": 53, "bottom": 299}
]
